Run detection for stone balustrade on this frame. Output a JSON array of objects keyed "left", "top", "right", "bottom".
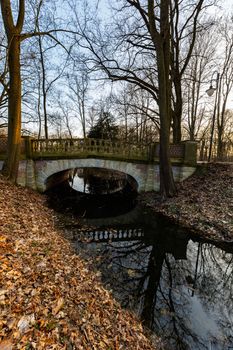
[
  {"left": 29, "top": 138, "right": 196, "bottom": 165},
  {"left": 0, "top": 137, "right": 197, "bottom": 166}
]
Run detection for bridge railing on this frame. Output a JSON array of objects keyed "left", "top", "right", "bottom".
[
  {"left": 0, "top": 136, "right": 26, "bottom": 159},
  {"left": 0, "top": 136, "right": 197, "bottom": 165},
  {"left": 30, "top": 138, "right": 150, "bottom": 161}
]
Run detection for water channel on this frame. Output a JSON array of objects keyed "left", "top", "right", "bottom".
[{"left": 46, "top": 168, "right": 233, "bottom": 350}]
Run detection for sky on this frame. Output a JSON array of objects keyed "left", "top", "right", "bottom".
[
  {"left": 222, "top": 0, "right": 233, "bottom": 11},
  {"left": 2, "top": 0, "right": 233, "bottom": 137}
]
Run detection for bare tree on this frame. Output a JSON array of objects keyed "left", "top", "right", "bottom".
[
  {"left": 0, "top": 0, "right": 26, "bottom": 180},
  {"left": 112, "top": 83, "right": 159, "bottom": 143},
  {"left": 67, "top": 65, "right": 90, "bottom": 138},
  {"left": 0, "top": 0, "right": 73, "bottom": 180},
  {"left": 56, "top": 96, "right": 74, "bottom": 138},
  {"left": 215, "top": 18, "right": 233, "bottom": 159},
  {"left": 183, "top": 28, "right": 217, "bottom": 141},
  {"left": 169, "top": 0, "right": 216, "bottom": 142},
  {"left": 73, "top": 0, "right": 217, "bottom": 197}
]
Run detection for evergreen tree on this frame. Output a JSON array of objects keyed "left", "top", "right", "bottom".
[{"left": 88, "top": 111, "right": 118, "bottom": 140}]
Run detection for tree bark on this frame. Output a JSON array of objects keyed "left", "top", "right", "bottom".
[
  {"left": 3, "top": 35, "right": 22, "bottom": 181},
  {"left": 172, "top": 75, "right": 182, "bottom": 143},
  {"left": 158, "top": 52, "right": 176, "bottom": 197},
  {"left": 1, "top": 0, "right": 25, "bottom": 182},
  {"left": 148, "top": 0, "right": 176, "bottom": 198},
  {"left": 38, "top": 34, "right": 49, "bottom": 139}
]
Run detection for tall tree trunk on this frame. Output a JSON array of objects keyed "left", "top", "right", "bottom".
[
  {"left": 3, "top": 36, "right": 22, "bottom": 181},
  {"left": 151, "top": 0, "right": 176, "bottom": 198},
  {"left": 158, "top": 65, "right": 176, "bottom": 198},
  {"left": 38, "top": 35, "right": 49, "bottom": 139},
  {"left": 81, "top": 99, "right": 86, "bottom": 139},
  {"left": 217, "top": 125, "right": 224, "bottom": 160},
  {"left": 1, "top": 0, "right": 25, "bottom": 182},
  {"left": 172, "top": 75, "right": 182, "bottom": 143}
]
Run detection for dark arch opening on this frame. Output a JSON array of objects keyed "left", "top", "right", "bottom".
[{"left": 45, "top": 167, "right": 138, "bottom": 218}]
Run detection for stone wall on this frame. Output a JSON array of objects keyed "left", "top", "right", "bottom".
[{"left": 16, "top": 158, "right": 196, "bottom": 193}]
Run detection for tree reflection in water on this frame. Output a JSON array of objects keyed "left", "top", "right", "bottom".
[{"left": 74, "top": 222, "right": 233, "bottom": 350}]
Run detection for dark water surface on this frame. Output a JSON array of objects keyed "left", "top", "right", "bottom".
[
  {"left": 46, "top": 167, "right": 137, "bottom": 217},
  {"left": 70, "top": 212, "right": 233, "bottom": 350},
  {"left": 55, "top": 208, "right": 233, "bottom": 350},
  {"left": 46, "top": 170, "right": 233, "bottom": 350}
]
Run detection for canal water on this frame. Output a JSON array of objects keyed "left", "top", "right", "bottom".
[
  {"left": 46, "top": 169, "right": 233, "bottom": 350},
  {"left": 46, "top": 167, "right": 137, "bottom": 218}
]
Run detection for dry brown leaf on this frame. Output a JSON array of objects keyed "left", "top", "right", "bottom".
[
  {"left": 53, "top": 297, "right": 64, "bottom": 315},
  {"left": 0, "top": 339, "right": 13, "bottom": 350}
]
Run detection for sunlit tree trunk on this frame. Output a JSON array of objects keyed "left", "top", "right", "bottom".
[
  {"left": 5, "top": 36, "right": 22, "bottom": 181},
  {"left": 1, "top": 0, "right": 25, "bottom": 182}
]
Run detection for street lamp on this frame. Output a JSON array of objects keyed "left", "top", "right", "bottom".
[
  {"left": 206, "top": 86, "right": 216, "bottom": 97},
  {"left": 206, "top": 71, "right": 220, "bottom": 162}
]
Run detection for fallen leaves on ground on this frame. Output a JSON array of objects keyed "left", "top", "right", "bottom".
[
  {"left": 0, "top": 175, "right": 161, "bottom": 350},
  {"left": 141, "top": 163, "right": 233, "bottom": 243}
]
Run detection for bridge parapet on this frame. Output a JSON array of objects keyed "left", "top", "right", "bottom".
[
  {"left": 27, "top": 138, "right": 197, "bottom": 165},
  {"left": 0, "top": 137, "right": 197, "bottom": 166},
  {"left": 31, "top": 138, "right": 149, "bottom": 161}
]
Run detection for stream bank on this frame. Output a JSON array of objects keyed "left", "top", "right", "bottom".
[
  {"left": 1, "top": 162, "right": 232, "bottom": 349},
  {"left": 140, "top": 163, "right": 233, "bottom": 244},
  {"left": 0, "top": 175, "right": 160, "bottom": 350},
  {"left": 47, "top": 166, "right": 233, "bottom": 350},
  {"left": 52, "top": 201, "right": 233, "bottom": 350}
]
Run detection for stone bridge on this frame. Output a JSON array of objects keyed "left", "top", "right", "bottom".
[{"left": 0, "top": 137, "right": 197, "bottom": 192}]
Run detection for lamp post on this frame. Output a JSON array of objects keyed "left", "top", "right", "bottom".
[{"left": 206, "top": 71, "right": 220, "bottom": 162}]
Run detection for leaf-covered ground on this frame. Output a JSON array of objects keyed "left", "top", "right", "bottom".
[
  {"left": 0, "top": 175, "right": 162, "bottom": 350},
  {"left": 141, "top": 163, "right": 233, "bottom": 244}
]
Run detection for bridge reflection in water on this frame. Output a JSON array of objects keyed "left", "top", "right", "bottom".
[
  {"left": 70, "top": 227, "right": 144, "bottom": 243},
  {"left": 63, "top": 209, "right": 233, "bottom": 350}
]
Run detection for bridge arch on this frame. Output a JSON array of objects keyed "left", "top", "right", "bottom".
[
  {"left": 34, "top": 158, "right": 152, "bottom": 193},
  {"left": 17, "top": 157, "right": 196, "bottom": 193}
]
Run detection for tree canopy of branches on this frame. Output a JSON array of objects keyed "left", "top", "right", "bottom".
[
  {"left": 0, "top": 0, "right": 71, "bottom": 180},
  {"left": 74, "top": 0, "right": 216, "bottom": 197},
  {"left": 1, "top": 0, "right": 233, "bottom": 197}
]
